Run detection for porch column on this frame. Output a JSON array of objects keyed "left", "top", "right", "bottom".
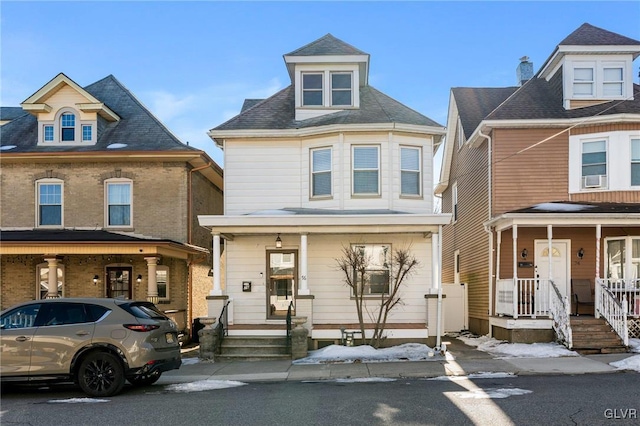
[
  {"left": 145, "top": 256, "right": 159, "bottom": 303},
  {"left": 547, "top": 225, "right": 553, "bottom": 282},
  {"left": 299, "top": 233, "right": 309, "bottom": 295},
  {"left": 44, "top": 256, "right": 59, "bottom": 298},
  {"left": 595, "top": 225, "right": 602, "bottom": 319},
  {"left": 210, "top": 232, "right": 222, "bottom": 296},
  {"left": 512, "top": 225, "right": 518, "bottom": 318}
]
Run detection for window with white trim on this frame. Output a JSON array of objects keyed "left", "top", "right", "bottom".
[
  {"left": 331, "top": 72, "right": 352, "bottom": 106},
  {"left": 400, "top": 146, "right": 421, "bottom": 196},
  {"left": 36, "top": 263, "right": 65, "bottom": 299},
  {"left": 457, "top": 117, "right": 465, "bottom": 149},
  {"left": 603, "top": 67, "right": 623, "bottom": 96},
  {"left": 36, "top": 179, "right": 63, "bottom": 227},
  {"left": 452, "top": 181, "right": 458, "bottom": 222},
  {"left": 631, "top": 139, "right": 640, "bottom": 186},
  {"left": 44, "top": 125, "right": 54, "bottom": 141},
  {"left": 352, "top": 244, "right": 390, "bottom": 296},
  {"left": 38, "top": 107, "right": 95, "bottom": 145},
  {"left": 606, "top": 237, "right": 640, "bottom": 281},
  {"left": 105, "top": 179, "right": 132, "bottom": 227},
  {"left": 573, "top": 67, "right": 594, "bottom": 96},
  {"left": 311, "top": 147, "right": 332, "bottom": 197},
  {"left": 302, "top": 73, "right": 323, "bottom": 106},
  {"left": 581, "top": 140, "right": 607, "bottom": 189},
  {"left": 61, "top": 112, "right": 75, "bottom": 141},
  {"left": 353, "top": 146, "right": 380, "bottom": 195},
  {"left": 82, "top": 124, "right": 92, "bottom": 141},
  {"left": 156, "top": 266, "right": 169, "bottom": 300},
  {"left": 569, "top": 60, "right": 627, "bottom": 100}
]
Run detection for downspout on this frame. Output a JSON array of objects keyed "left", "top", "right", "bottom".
[
  {"left": 479, "top": 128, "right": 494, "bottom": 327},
  {"left": 187, "top": 161, "right": 213, "bottom": 332}
]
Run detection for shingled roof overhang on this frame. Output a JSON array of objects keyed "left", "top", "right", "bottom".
[
  {"left": 0, "top": 230, "right": 208, "bottom": 259},
  {"left": 467, "top": 113, "right": 640, "bottom": 148},
  {"left": 484, "top": 202, "right": 640, "bottom": 232}
]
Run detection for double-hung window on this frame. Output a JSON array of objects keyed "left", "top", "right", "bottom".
[
  {"left": 311, "top": 147, "right": 332, "bottom": 197},
  {"left": 331, "top": 72, "right": 352, "bottom": 106},
  {"left": 61, "top": 113, "right": 75, "bottom": 141},
  {"left": 581, "top": 140, "right": 607, "bottom": 188},
  {"left": 631, "top": 139, "right": 640, "bottom": 186},
  {"left": 37, "top": 180, "right": 63, "bottom": 227},
  {"left": 573, "top": 67, "right": 594, "bottom": 97},
  {"left": 603, "top": 67, "right": 624, "bottom": 97},
  {"left": 400, "top": 147, "right": 421, "bottom": 196},
  {"left": 106, "top": 180, "right": 132, "bottom": 227},
  {"left": 302, "top": 73, "right": 323, "bottom": 106},
  {"left": 352, "top": 244, "right": 390, "bottom": 296},
  {"left": 156, "top": 266, "right": 169, "bottom": 300},
  {"left": 353, "top": 146, "right": 380, "bottom": 195}
]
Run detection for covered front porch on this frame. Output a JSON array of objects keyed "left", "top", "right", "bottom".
[{"left": 485, "top": 202, "right": 640, "bottom": 347}]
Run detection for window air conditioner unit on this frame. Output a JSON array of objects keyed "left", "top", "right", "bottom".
[{"left": 582, "top": 174, "right": 607, "bottom": 189}]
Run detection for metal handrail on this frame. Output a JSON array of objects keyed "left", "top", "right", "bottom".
[
  {"left": 597, "top": 280, "right": 629, "bottom": 347},
  {"left": 214, "top": 300, "right": 231, "bottom": 354},
  {"left": 286, "top": 301, "right": 293, "bottom": 348},
  {"left": 549, "top": 280, "right": 572, "bottom": 349}
]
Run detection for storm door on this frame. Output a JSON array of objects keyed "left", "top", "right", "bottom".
[{"left": 267, "top": 250, "right": 297, "bottom": 319}]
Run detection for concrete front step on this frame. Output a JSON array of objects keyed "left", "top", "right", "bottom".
[{"left": 219, "top": 336, "right": 291, "bottom": 361}]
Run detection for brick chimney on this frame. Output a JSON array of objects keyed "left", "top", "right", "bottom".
[{"left": 516, "top": 56, "right": 533, "bottom": 86}]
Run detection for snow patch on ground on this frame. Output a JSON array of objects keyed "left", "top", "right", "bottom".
[
  {"left": 450, "top": 388, "right": 533, "bottom": 399},
  {"left": 165, "top": 379, "right": 247, "bottom": 393},
  {"left": 457, "top": 334, "right": 579, "bottom": 358},
  {"left": 610, "top": 355, "right": 640, "bottom": 372},
  {"left": 427, "top": 372, "right": 516, "bottom": 381},
  {"left": 47, "top": 398, "right": 109, "bottom": 404},
  {"left": 292, "top": 343, "right": 441, "bottom": 365}
]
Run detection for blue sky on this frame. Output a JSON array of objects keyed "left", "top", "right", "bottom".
[{"left": 2, "top": 1, "right": 639, "bottom": 168}]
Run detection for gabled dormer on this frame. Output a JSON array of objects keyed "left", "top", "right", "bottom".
[
  {"left": 20, "top": 73, "right": 119, "bottom": 146},
  {"left": 283, "top": 34, "right": 370, "bottom": 121},
  {"left": 537, "top": 23, "right": 640, "bottom": 110}
]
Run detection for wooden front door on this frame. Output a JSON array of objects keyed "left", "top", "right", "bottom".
[{"left": 106, "top": 267, "right": 132, "bottom": 299}]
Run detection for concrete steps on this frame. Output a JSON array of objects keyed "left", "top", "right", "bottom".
[
  {"left": 217, "top": 336, "right": 291, "bottom": 361},
  {"left": 570, "top": 317, "right": 628, "bottom": 354}
]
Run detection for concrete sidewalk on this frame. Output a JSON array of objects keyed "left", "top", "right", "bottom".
[{"left": 158, "top": 338, "right": 635, "bottom": 385}]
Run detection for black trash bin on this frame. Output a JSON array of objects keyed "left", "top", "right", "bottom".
[{"left": 192, "top": 318, "right": 205, "bottom": 344}]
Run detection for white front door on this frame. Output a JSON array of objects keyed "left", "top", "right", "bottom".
[{"left": 535, "top": 240, "right": 570, "bottom": 299}]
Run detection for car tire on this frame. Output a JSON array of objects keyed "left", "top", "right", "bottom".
[
  {"left": 127, "top": 370, "right": 162, "bottom": 387},
  {"left": 77, "top": 352, "right": 125, "bottom": 397}
]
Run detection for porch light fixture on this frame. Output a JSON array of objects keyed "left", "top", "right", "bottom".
[
  {"left": 275, "top": 234, "right": 282, "bottom": 248},
  {"left": 93, "top": 275, "right": 99, "bottom": 285},
  {"left": 137, "top": 274, "right": 143, "bottom": 283},
  {"left": 520, "top": 248, "right": 528, "bottom": 259},
  {"left": 577, "top": 248, "right": 584, "bottom": 259}
]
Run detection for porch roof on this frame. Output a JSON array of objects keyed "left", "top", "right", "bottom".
[
  {"left": 0, "top": 229, "right": 208, "bottom": 259},
  {"left": 198, "top": 209, "right": 451, "bottom": 237},
  {"left": 485, "top": 201, "right": 640, "bottom": 232}
]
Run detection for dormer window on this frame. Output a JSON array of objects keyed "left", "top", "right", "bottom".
[
  {"left": 61, "top": 112, "right": 75, "bottom": 141},
  {"left": 573, "top": 67, "right": 594, "bottom": 96},
  {"left": 38, "top": 107, "right": 96, "bottom": 145},
  {"left": 566, "top": 59, "right": 628, "bottom": 103},
  {"left": 331, "top": 73, "right": 352, "bottom": 106},
  {"left": 300, "top": 71, "right": 354, "bottom": 108},
  {"left": 302, "top": 73, "right": 323, "bottom": 106},
  {"left": 603, "top": 67, "right": 623, "bottom": 96}
]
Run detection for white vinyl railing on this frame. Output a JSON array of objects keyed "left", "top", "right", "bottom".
[
  {"left": 495, "top": 278, "right": 550, "bottom": 318},
  {"left": 596, "top": 279, "right": 629, "bottom": 346},
  {"left": 549, "top": 280, "right": 572, "bottom": 349},
  {"left": 599, "top": 279, "right": 640, "bottom": 317}
]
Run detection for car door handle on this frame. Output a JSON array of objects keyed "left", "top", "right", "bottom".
[
  {"left": 75, "top": 331, "right": 91, "bottom": 336},
  {"left": 15, "top": 336, "right": 30, "bottom": 342}
]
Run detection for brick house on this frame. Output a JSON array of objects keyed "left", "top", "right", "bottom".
[
  {"left": 436, "top": 23, "right": 640, "bottom": 351},
  {"left": 0, "top": 73, "right": 223, "bottom": 335}
]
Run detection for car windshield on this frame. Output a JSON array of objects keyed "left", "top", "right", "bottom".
[{"left": 122, "top": 302, "right": 168, "bottom": 320}]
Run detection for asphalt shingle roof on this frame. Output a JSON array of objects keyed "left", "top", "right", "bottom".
[
  {"left": 0, "top": 107, "right": 27, "bottom": 121},
  {"left": 285, "top": 34, "right": 368, "bottom": 56},
  {"left": 509, "top": 201, "right": 640, "bottom": 214},
  {"left": 213, "top": 85, "right": 442, "bottom": 132},
  {"left": 0, "top": 75, "right": 198, "bottom": 153},
  {"left": 452, "top": 87, "right": 518, "bottom": 139},
  {"left": 559, "top": 23, "right": 640, "bottom": 46},
  {"left": 0, "top": 229, "right": 177, "bottom": 243}
]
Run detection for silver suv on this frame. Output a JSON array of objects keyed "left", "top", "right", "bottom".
[{"left": 0, "top": 298, "right": 181, "bottom": 396}]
